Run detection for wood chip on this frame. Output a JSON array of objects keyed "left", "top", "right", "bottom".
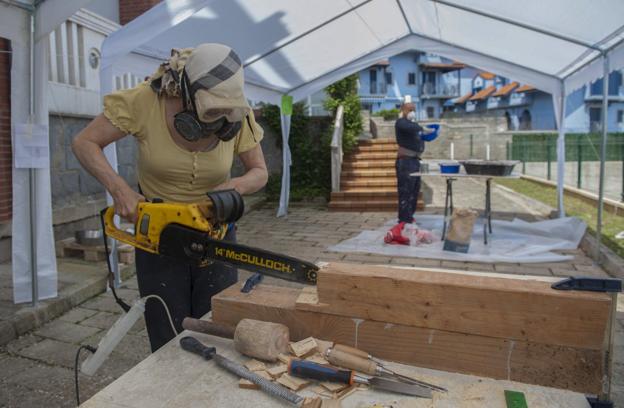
[
  {"left": 290, "top": 337, "right": 318, "bottom": 357},
  {"left": 307, "top": 385, "right": 333, "bottom": 398},
  {"left": 321, "top": 400, "right": 343, "bottom": 408},
  {"left": 301, "top": 397, "right": 323, "bottom": 408},
  {"left": 277, "top": 374, "right": 309, "bottom": 391},
  {"left": 305, "top": 353, "right": 329, "bottom": 365},
  {"left": 238, "top": 378, "right": 259, "bottom": 390},
  {"left": 244, "top": 359, "right": 266, "bottom": 372},
  {"left": 277, "top": 353, "right": 292, "bottom": 364},
  {"left": 336, "top": 385, "right": 358, "bottom": 400},
  {"left": 315, "top": 339, "right": 333, "bottom": 356},
  {"left": 320, "top": 382, "right": 348, "bottom": 393},
  {"left": 266, "top": 364, "right": 288, "bottom": 378}
]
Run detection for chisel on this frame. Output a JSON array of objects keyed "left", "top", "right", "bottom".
[
  {"left": 180, "top": 336, "right": 305, "bottom": 406},
  {"left": 326, "top": 346, "right": 447, "bottom": 393},
  {"left": 288, "top": 359, "right": 432, "bottom": 398}
]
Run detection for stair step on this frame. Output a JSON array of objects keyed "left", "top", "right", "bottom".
[
  {"left": 344, "top": 152, "right": 397, "bottom": 161},
  {"left": 342, "top": 160, "right": 396, "bottom": 169},
  {"left": 331, "top": 190, "right": 398, "bottom": 200},
  {"left": 342, "top": 170, "right": 396, "bottom": 178},
  {"left": 359, "top": 138, "right": 397, "bottom": 145},
  {"left": 341, "top": 187, "right": 398, "bottom": 193},
  {"left": 341, "top": 178, "right": 397, "bottom": 188},
  {"left": 354, "top": 145, "right": 398, "bottom": 153}
]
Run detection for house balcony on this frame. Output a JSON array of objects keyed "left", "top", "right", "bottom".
[
  {"left": 487, "top": 96, "right": 501, "bottom": 109},
  {"left": 509, "top": 92, "right": 533, "bottom": 106},
  {"left": 420, "top": 82, "right": 459, "bottom": 99}
]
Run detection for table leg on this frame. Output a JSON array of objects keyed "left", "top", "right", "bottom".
[
  {"left": 442, "top": 178, "right": 451, "bottom": 240},
  {"left": 487, "top": 178, "right": 492, "bottom": 233}
]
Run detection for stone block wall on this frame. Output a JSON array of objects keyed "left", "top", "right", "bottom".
[{"left": 369, "top": 114, "right": 510, "bottom": 160}]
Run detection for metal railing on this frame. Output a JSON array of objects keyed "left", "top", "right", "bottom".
[
  {"left": 509, "top": 136, "right": 624, "bottom": 201},
  {"left": 330, "top": 105, "right": 344, "bottom": 193}
]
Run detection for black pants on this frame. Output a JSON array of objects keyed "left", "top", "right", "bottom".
[
  {"left": 396, "top": 157, "right": 421, "bottom": 223},
  {"left": 136, "top": 226, "right": 238, "bottom": 352}
]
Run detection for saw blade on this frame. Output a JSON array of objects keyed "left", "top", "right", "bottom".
[{"left": 158, "top": 223, "right": 318, "bottom": 284}]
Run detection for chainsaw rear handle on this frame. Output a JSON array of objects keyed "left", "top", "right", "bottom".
[{"left": 101, "top": 206, "right": 140, "bottom": 248}]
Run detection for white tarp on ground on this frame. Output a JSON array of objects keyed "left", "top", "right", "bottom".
[{"left": 329, "top": 216, "right": 587, "bottom": 264}]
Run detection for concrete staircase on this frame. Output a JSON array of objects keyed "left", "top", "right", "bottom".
[{"left": 329, "top": 139, "right": 424, "bottom": 212}]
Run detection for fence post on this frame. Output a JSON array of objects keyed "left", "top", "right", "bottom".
[
  {"left": 621, "top": 140, "right": 624, "bottom": 202},
  {"left": 506, "top": 141, "right": 510, "bottom": 160},
  {"left": 546, "top": 141, "right": 552, "bottom": 181},
  {"left": 470, "top": 134, "right": 474, "bottom": 158},
  {"left": 330, "top": 105, "right": 344, "bottom": 193},
  {"left": 577, "top": 139, "right": 582, "bottom": 189},
  {"left": 522, "top": 139, "right": 526, "bottom": 174}
]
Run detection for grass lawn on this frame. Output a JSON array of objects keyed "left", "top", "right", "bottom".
[{"left": 495, "top": 178, "right": 624, "bottom": 259}]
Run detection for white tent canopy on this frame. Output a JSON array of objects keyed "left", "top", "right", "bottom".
[{"left": 99, "top": 0, "right": 624, "bottom": 266}]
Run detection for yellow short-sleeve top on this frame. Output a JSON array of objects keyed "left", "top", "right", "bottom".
[{"left": 103, "top": 82, "right": 263, "bottom": 203}]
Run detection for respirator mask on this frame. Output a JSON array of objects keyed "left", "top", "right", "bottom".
[
  {"left": 406, "top": 111, "right": 417, "bottom": 122},
  {"left": 174, "top": 69, "right": 242, "bottom": 143}
]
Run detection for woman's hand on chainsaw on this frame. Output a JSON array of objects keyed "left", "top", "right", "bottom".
[{"left": 111, "top": 183, "right": 145, "bottom": 223}]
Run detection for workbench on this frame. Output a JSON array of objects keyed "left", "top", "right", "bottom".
[
  {"left": 410, "top": 172, "right": 520, "bottom": 244},
  {"left": 82, "top": 323, "right": 592, "bottom": 408}
]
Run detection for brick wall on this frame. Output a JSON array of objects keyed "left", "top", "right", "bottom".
[
  {"left": 119, "top": 0, "right": 161, "bottom": 25},
  {"left": 0, "top": 38, "right": 11, "bottom": 223}
]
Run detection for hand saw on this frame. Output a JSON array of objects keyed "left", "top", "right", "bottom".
[{"left": 100, "top": 189, "right": 318, "bottom": 284}]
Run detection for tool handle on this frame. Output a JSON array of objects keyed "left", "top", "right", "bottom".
[
  {"left": 289, "top": 359, "right": 354, "bottom": 385},
  {"left": 182, "top": 318, "right": 236, "bottom": 339},
  {"left": 179, "top": 336, "right": 216, "bottom": 360},
  {"left": 326, "top": 348, "right": 378, "bottom": 375},
  {"left": 333, "top": 343, "right": 370, "bottom": 360},
  {"left": 101, "top": 207, "right": 139, "bottom": 247}
]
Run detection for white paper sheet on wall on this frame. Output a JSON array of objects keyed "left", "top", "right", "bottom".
[{"left": 14, "top": 124, "right": 50, "bottom": 169}]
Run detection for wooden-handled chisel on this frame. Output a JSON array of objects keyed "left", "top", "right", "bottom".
[
  {"left": 288, "top": 359, "right": 432, "bottom": 398},
  {"left": 327, "top": 345, "right": 447, "bottom": 393}
]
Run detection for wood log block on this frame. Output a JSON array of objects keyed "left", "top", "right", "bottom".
[
  {"left": 211, "top": 284, "right": 605, "bottom": 394},
  {"left": 306, "top": 262, "right": 611, "bottom": 350},
  {"left": 234, "top": 318, "right": 289, "bottom": 362}
]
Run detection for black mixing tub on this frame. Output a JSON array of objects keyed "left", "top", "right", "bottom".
[{"left": 460, "top": 160, "right": 519, "bottom": 176}]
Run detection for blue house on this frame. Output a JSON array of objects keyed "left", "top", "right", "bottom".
[{"left": 354, "top": 52, "right": 624, "bottom": 132}]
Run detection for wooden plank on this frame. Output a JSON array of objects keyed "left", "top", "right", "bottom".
[
  {"left": 306, "top": 262, "right": 612, "bottom": 350},
  {"left": 211, "top": 284, "right": 604, "bottom": 394}
]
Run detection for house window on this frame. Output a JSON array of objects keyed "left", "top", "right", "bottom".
[
  {"left": 408, "top": 73, "right": 416, "bottom": 85},
  {"left": 426, "top": 106, "right": 435, "bottom": 119},
  {"left": 384, "top": 72, "right": 392, "bottom": 85},
  {"left": 589, "top": 107, "right": 601, "bottom": 132},
  {"left": 519, "top": 109, "right": 532, "bottom": 130},
  {"left": 369, "top": 69, "right": 377, "bottom": 94},
  {"left": 617, "top": 110, "right": 623, "bottom": 124}
]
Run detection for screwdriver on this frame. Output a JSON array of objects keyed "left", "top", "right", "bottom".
[
  {"left": 288, "top": 359, "right": 432, "bottom": 398},
  {"left": 327, "top": 345, "right": 447, "bottom": 393}
]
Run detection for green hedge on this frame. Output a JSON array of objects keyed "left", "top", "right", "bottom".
[
  {"left": 261, "top": 103, "right": 333, "bottom": 201},
  {"left": 511, "top": 133, "right": 624, "bottom": 162}
]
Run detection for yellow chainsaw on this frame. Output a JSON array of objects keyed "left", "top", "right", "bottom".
[{"left": 100, "top": 190, "right": 318, "bottom": 284}]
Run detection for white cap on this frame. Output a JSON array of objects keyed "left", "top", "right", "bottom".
[{"left": 404, "top": 95, "right": 412, "bottom": 103}]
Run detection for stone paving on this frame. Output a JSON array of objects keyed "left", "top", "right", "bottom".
[{"left": 1, "top": 203, "right": 623, "bottom": 407}]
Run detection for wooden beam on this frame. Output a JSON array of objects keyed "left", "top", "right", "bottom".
[
  {"left": 211, "top": 284, "right": 604, "bottom": 394},
  {"left": 310, "top": 263, "right": 611, "bottom": 350}
]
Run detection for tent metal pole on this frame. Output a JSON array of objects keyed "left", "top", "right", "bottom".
[
  {"left": 429, "top": 0, "right": 601, "bottom": 51},
  {"left": 563, "top": 36, "right": 624, "bottom": 81},
  {"left": 395, "top": 0, "right": 413, "bottom": 34},
  {"left": 28, "top": 11, "right": 38, "bottom": 307},
  {"left": 596, "top": 53, "right": 609, "bottom": 263},
  {"left": 556, "top": 82, "right": 566, "bottom": 218}
]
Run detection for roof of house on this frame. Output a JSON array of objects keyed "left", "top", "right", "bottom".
[
  {"left": 469, "top": 85, "right": 497, "bottom": 100},
  {"left": 455, "top": 92, "right": 473, "bottom": 104},
  {"left": 477, "top": 72, "right": 496, "bottom": 80},
  {"left": 493, "top": 81, "right": 519, "bottom": 96},
  {"left": 373, "top": 59, "right": 390, "bottom": 66},
  {"left": 420, "top": 61, "right": 466, "bottom": 72},
  {"left": 515, "top": 84, "right": 536, "bottom": 93}
]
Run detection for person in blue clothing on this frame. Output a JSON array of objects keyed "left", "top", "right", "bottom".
[{"left": 394, "top": 102, "right": 434, "bottom": 224}]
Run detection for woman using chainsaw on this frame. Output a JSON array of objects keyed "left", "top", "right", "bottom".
[{"left": 72, "top": 44, "right": 268, "bottom": 351}]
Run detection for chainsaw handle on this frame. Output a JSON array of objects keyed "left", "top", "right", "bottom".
[{"left": 101, "top": 206, "right": 139, "bottom": 248}]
